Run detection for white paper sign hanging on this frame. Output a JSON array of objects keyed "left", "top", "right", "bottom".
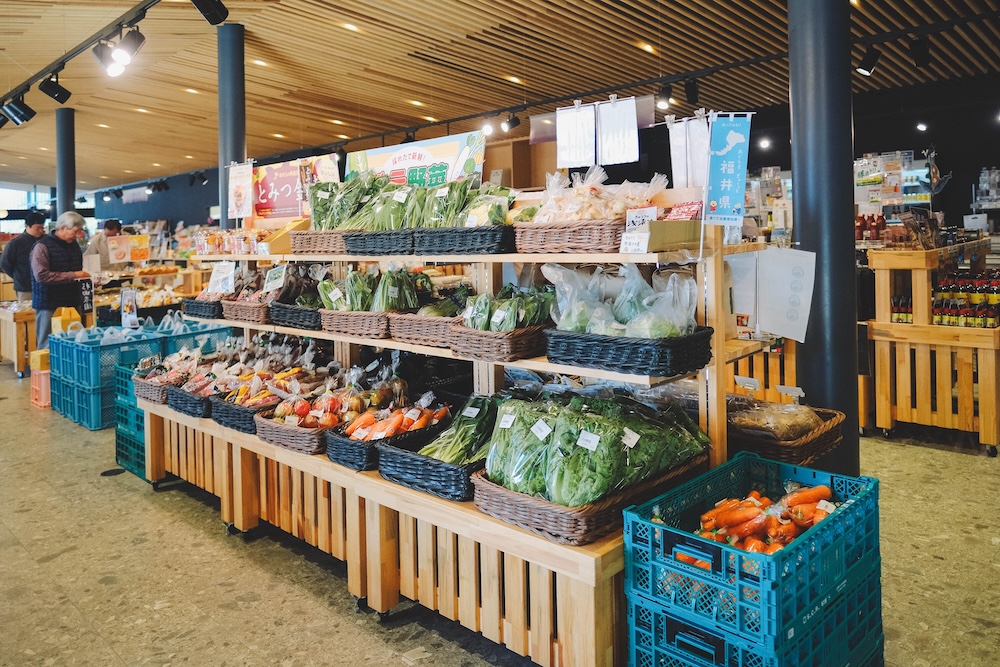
[
  {"left": 556, "top": 103, "right": 597, "bottom": 169},
  {"left": 668, "top": 120, "right": 689, "bottom": 189},
  {"left": 207, "top": 261, "right": 236, "bottom": 294},
  {"left": 597, "top": 96, "right": 639, "bottom": 166},
  {"left": 757, "top": 247, "right": 816, "bottom": 344},
  {"left": 262, "top": 264, "right": 287, "bottom": 293},
  {"left": 686, "top": 115, "right": 711, "bottom": 189}
]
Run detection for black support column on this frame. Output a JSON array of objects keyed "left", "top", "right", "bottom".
[
  {"left": 217, "top": 23, "right": 246, "bottom": 230},
  {"left": 788, "top": 0, "right": 859, "bottom": 475},
  {"left": 55, "top": 107, "right": 76, "bottom": 216}
]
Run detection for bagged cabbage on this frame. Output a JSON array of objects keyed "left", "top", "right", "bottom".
[{"left": 624, "top": 273, "right": 697, "bottom": 338}]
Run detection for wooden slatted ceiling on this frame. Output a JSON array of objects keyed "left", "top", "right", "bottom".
[{"left": 0, "top": 0, "right": 998, "bottom": 191}]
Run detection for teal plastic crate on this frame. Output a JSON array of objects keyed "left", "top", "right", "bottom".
[
  {"left": 72, "top": 381, "right": 117, "bottom": 430},
  {"left": 115, "top": 427, "right": 146, "bottom": 480},
  {"left": 624, "top": 452, "right": 880, "bottom": 650},
  {"left": 48, "top": 334, "right": 75, "bottom": 379},
  {"left": 50, "top": 373, "right": 71, "bottom": 418},
  {"left": 114, "top": 363, "right": 138, "bottom": 405},
  {"left": 115, "top": 397, "right": 145, "bottom": 435},
  {"left": 161, "top": 322, "right": 233, "bottom": 356},
  {"left": 627, "top": 563, "right": 883, "bottom": 667},
  {"left": 71, "top": 331, "right": 163, "bottom": 389}
]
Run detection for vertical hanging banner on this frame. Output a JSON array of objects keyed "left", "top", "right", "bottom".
[
  {"left": 704, "top": 113, "right": 753, "bottom": 225},
  {"left": 253, "top": 160, "right": 304, "bottom": 227},
  {"left": 597, "top": 96, "right": 640, "bottom": 166},
  {"left": 556, "top": 101, "right": 597, "bottom": 168},
  {"left": 227, "top": 161, "right": 254, "bottom": 221},
  {"left": 345, "top": 132, "right": 486, "bottom": 185}
]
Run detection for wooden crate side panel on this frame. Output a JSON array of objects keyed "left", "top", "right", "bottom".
[
  {"left": 399, "top": 514, "right": 419, "bottom": 600},
  {"left": 416, "top": 519, "right": 437, "bottom": 610},
  {"left": 978, "top": 349, "right": 1000, "bottom": 445},
  {"left": 503, "top": 554, "right": 529, "bottom": 656},
  {"left": 479, "top": 545, "right": 504, "bottom": 644},
  {"left": 457, "top": 535, "right": 480, "bottom": 631},
  {"left": 528, "top": 563, "right": 555, "bottom": 667},
  {"left": 437, "top": 528, "right": 459, "bottom": 621},
  {"left": 957, "top": 348, "right": 976, "bottom": 432}
]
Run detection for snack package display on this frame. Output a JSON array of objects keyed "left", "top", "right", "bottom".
[{"left": 728, "top": 403, "right": 825, "bottom": 441}]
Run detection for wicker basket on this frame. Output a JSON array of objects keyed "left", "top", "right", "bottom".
[
  {"left": 182, "top": 298, "right": 223, "bottom": 320},
  {"left": 221, "top": 300, "right": 270, "bottom": 324},
  {"left": 325, "top": 418, "right": 450, "bottom": 472},
  {"left": 289, "top": 230, "right": 347, "bottom": 255},
  {"left": 269, "top": 301, "right": 322, "bottom": 330},
  {"left": 544, "top": 327, "right": 715, "bottom": 377},
  {"left": 377, "top": 445, "right": 484, "bottom": 501},
  {"left": 254, "top": 410, "right": 329, "bottom": 454},
  {"left": 728, "top": 407, "right": 846, "bottom": 466},
  {"left": 319, "top": 309, "right": 390, "bottom": 339},
  {"left": 471, "top": 454, "right": 708, "bottom": 546},
  {"left": 166, "top": 386, "right": 213, "bottom": 418},
  {"left": 209, "top": 395, "right": 271, "bottom": 434},
  {"left": 514, "top": 219, "right": 625, "bottom": 254},
  {"left": 412, "top": 226, "right": 515, "bottom": 255},
  {"left": 342, "top": 230, "right": 413, "bottom": 255},
  {"left": 132, "top": 375, "right": 184, "bottom": 404},
  {"left": 387, "top": 314, "right": 460, "bottom": 348},
  {"left": 449, "top": 324, "right": 546, "bottom": 362}
]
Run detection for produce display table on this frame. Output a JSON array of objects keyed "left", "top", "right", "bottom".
[
  {"left": 0, "top": 307, "right": 36, "bottom": 377},
  {"left": 139, "top": 399, "right": 628, "bottom": 667}
]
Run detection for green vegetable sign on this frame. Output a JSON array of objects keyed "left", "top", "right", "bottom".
[{"left": 345, "top": 131, "right": 486, "bottom": 185}]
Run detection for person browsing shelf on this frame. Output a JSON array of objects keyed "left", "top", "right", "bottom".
[
  {"left": 0, "top": 211, "right": 46, "bottom": 301},
  {"left": 84, "top": 218, "right": 122, "bottom": 271},
  {"left": 30, "top": 211, "right": 90, "bottom": 349}
]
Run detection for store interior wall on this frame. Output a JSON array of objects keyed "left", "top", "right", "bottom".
[{"left": 93, "top": 168, "right": 220, "bottom": 231}]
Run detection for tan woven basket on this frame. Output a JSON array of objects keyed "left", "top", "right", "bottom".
[
  {"left": 221, "top": 300, "right": 270, "bottom": 324},
  {"left": 448, "top": 324, "right": 546, "bottom": 362},
  {"left": 254, "top": 411, "right": 329, "bottom": 454},
  {"left": 514, "top": 219, "right": 626, "bottom": 254},
  {"left": 471, "top": 454, "right": 708, "bottom": 546},
  {"left": 132, "top": 375, "right": 183, "bottom": 404},
  {"left": 319, "top": 309, "right": 389, "bottom": 339},
  {"left": 289, "top": 230, "right": 347, "bottom": 255},
  {"left": 728, "top": 407, "right": 846, "bottom": 466},
  {"left": 387, "top": 314, "right": 460, "bottom": 348}
]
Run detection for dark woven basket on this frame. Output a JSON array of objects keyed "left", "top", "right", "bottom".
[
  {"left": 182, "top": 298, "right": 223, "bottom": 320},
  {"left": 544, "top": 327, "right": 714, "bottom": 377},
  {"left": 342, "top": 230, "right": 413, "bottom": 255},
  {"left": 377, "top": 445, "right": 484, "bottom": 501},
  {"left": 471, "top": 454, "right": 708, "bottom": 546},
  {"left": 448, "top": 324, "right": 547, "bottom": 362},
  {"left": 221, "top": 300, "right": 270, "bottom": 324},
  {"left": 209, "top": 395, "right": 272, "bottom": 434},
  {"left": 268, "top": 301, "right": 323, "bottom": 330},
  {"left": 290, "top": 230, "right": 347, "bottom": 255},
  {"left": 412, "top": 226, "right": 515, "bottom": 255},
  {"left": 514, "top": 219, "right": 625, "bottom": 254},
  {"left": 728, "top": 407, "right": 846, "bottom": 466},
  {"left": 319, "top": 309, "right": 389, "bottom": 338},
  {"left": 166, "top": 386, "right": 213, "bottom": 418},
  {"left": 387, "top": 314, "right": 460, "bottom": 348},
  {"left": 325, "top": 417, "right": 450, "bottom": 471},
  {"left": 133, "top": 375, "right": 183, "bottom": 404},
  {"left": 254, "top": 410, "right": 330, "bottom": 454}
]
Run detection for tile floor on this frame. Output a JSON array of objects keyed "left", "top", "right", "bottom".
[{"left": 1, "top": 368, "right": 999, "bottom": 666}]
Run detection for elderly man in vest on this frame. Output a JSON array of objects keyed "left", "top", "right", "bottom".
[{"left": 30, "top": 211, "right": 91, "bottom": 349}]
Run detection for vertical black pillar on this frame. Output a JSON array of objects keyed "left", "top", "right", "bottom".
[
  {"left": 55, "top": 107, "right": 76, "bottom": 216},
  {"left": 788, "top": 0, "right": 859, "bottom": 475},
  {"left": 218, "top": 23, "right": 246, "bottom": 230}
]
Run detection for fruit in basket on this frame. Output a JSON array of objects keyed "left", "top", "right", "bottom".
[
  {"left": 319, "top": 413, "right": 338, "bottom": 429},
  {"left": 293, "top": 399, "right": 310, "bottom": 417},
  {"left": 275, "top": 400, "right": 295, "bottom": 418}
]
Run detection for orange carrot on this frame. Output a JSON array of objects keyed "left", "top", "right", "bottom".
[
  {"left": 430, "top": 405, "right": 450, "bottom": 424},
  {"left": 345, "top": 412, "right": 375, "bottom": 436},
  {"left": 676, "top": 553, "right": 711, "bottom": 570},
  {"left": 364, "top": 411, "right": 404, "bottom": 441},
  {"left": 698, "top": 530, "right": 728, "bottom": 543},
  {"left": 769, "top": 521, "right": 801, "bottom": 544},
  {"left": 783, "top": 485, "right": 832, "bottom": 507},
  {"left": 408, "top": 409, "right": 433, "bottom": 431},
  {"left": 790, "top": 502, "right": 818, "bottom": 528},
  {"left": 715, "top": 506, "right": 763, "bottom": 528},
  {"left": 726, "top": 513, "right": 767, "bottom": 540},
  {"left": 812, "top": 508, "right": 829, "bottom": 524},
  {"left": 700, "top": 498, "right": 740, "bottom": 527},
  {"left": 743, "top": 537, "right": 767, "bottom": 553},
  {"left": 747, "top": 490, "right": 762, "bottom": 501},
  {"left": 763, "top": 542, "right": 785, "bottom": 555},
  {"left": 400, "top": 406, "right": 422, "bottom": 431}
]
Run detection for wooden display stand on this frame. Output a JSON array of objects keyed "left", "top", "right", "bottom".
[
  {"left": 868, "top": 239, "right": 999, "bottom": 453},
  {"left": 0, "top": 307, "right": 36, "bottom": 377}
]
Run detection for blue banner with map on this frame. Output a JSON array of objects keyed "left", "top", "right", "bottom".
[{"left": 704, "top": 113, "right": 753, "bottom": 226}]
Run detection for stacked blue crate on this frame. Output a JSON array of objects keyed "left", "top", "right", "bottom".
[
  {"left": 114, "top": 363, "right": 146, "bottom": 479},
  {"left": 624, "top": 452, "right": 883, "bottom": 667}
]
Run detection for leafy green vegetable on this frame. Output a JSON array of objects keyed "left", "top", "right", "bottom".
[
  {"left": 308, "top": 182, "right": 339, "bottom": 230},
  {"left": 403, "top": 186, "right": 429, "bottom": 228},
  {"left": 423, "top": 180, "right": 474, "bottom": 228},
  {"left": 459, "top": 190, "right": 512, "bottom": 227},
  {"left": 489, "top": 297, "right": 522, "bottom": 332},
  {"left": 545, "top": 398, "right": 625, "bottom": 506},
  {"left": 463, "top": 293, "right": 493, "bottom": 330},
  {"left": 371, "top": 270, "right": 418, "bottom": 311},
  {"left": 344, "top": 270, "right": 376, "bottom": 312},
  {"left": 317, "top": 279, "right": 347, "bottom": 310},
  {"left": 294, "top": 293, "right": 323, "bottom": 310},
  {"left": 418, "top": 395, "right": 497, "bottom": 464},
  {"left": 344, "top": 184, "right": 412, "bottom": 231},
  {"left": 326, "top": 171, "right": 384, "bottom": 230},
  {"left": 512, "top": 205, "right": 538, "bottom": 222},
  {"left": 484, "top": 399, "right": 559, "bottom": 496},
  {"left": 613, "top": 264, "right": 655, "bottom": 324},
  {"left": 417, "top": 297, "right": 460, "bottom": 317}
]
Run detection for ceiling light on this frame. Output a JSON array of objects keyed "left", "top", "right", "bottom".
[
  {"left": 103, "top": 192, "right": 112, "bottom": 202},
  {"left": 1, "top": 95, "right": 36, "bottom": 126},
  {"left": 273, "top": 133, "right": 284, "bottom": 138},
  {"left": 337, "top": 134, "right": 349, "bottom": 140},
  {"left": 482, "top": 118, "right": 494, "bottom": 136},
  {"left": 501, "top": 113, "right": 521, "bottom": 132},
  {"left": 160, "top": 180, "right": 170, "bottom": 191},
  {"left": 759, "top": 139, "right": 771, "bottom": 149},
  {"left": 190, "top": 0, "right": 229, "bottom": 25},
  {"left": 145, "top": 184, "right": 154, "bottom": 195},
  {"left": 136, "top": 108, "right": 148, "bottom": 113},
  {"left": 506, "top": 76, "right": 522, "bottom": 84},
  {"left": 400, "top": 132, "right": 416, "bottom": 144},
  {"left": 253, "top": 59, "right": 267, "bottom": 67},
  {"left": 97, "top": 124, "right": 110, "bottom": 128},
  {"left": 185, "top": 155, "right": 194, "bottom": 159},
  {"left": 330, "top": 119, "right": 344, "bottom": 125},
  {"left": 93, "top": 41, "right": 125, "bottom": 77},
  {"left": 123, "top": 169, "right": 134, "bottom": 174},
  {"left": 112, "top": 27, "right": 146, "bottom": 65},
  {"left": 656, "top": 84, "right": 672, "bottom": 110},
  {"left": 409, "top": 100, "right": 423, "bottom": 107},
  {"left": 344, "top": 23, "right": 358, "bottom": 31},
  {"left": 152, "top": 162, "right": 160, "bottom": 166},
  {"left": 909, "top": 36, "right": 932, "bottom": 68},
  {"left": 856, "top": 46, "right": 881, "bottom": 76},
  {"left": 916, "top": 122, "right": 928, "bottom": 132},
  {"left": 199, "top": 172, "right": 209, "bottom": 186},
  {"left": 76, "top": 196, "right": 87, "bottom": 204},
  {"left": 39, "top": 72, "right": 72, "bottom": 104},
  {"left": 684, "top": 79, "right": 700, "bottom": 106},
  {"left": 422, "top": 116, "right": 437, "bottom": 122},
  {"left": 185, "top": 88, "right": 198, "bottom": 94}
]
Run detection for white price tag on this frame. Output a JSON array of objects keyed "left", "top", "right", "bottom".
[
  {"left": 498, "top": 413, "right": 516, "bottom": 429},
  {"left": 317, "top": 190, "right": 331, "bottom": 200},
  {"left": 776, "top": 385, "right": 805, "bottom": 398},
  {"left": 354, "top": 427, "right": 370, "bottom": 439},
  {"left": 285, "top": 415, "right": 300, "bottom": 427},
  {"left": 262, "top": 264, "right": 287, "bottom": 293},
  {"left": 436, "top": 187, "right": 450, "bottom": 198},
  {"left": 392, "top": 188, "right": 410, "bottom": 203},
  {"left": 626, "top": 206, "right": 658, "bottom": 230},
  {"left": 464, "top": 214, "right": 480, "bottom": 228},
  {"left": 577, "top": 430, "right": 601, "bottom": 451},
  {"left": 365, "top": 360, "right": 380, "bottom": 372},
  {"left": 387, "top": 285, "right": 399, "bottom": 298},
  {"left": 361, "top": 195, "right": 371, "bottom": 203},
  {"left": 371, "top": 431, "right": 386, "bottom": 440},
  {"left": 734, "top": 375, "right": 761, "bottom": 391},
  {"left": 619, "top": 231, "right": 651, "bottom": 254},
  {"left": 331, "top": 288, "right": 344, "bottom": 302},
  {"left": 622, "top": 427, "right": 640, "bottom": 449},
  {"left": 309, "top": 409, "right": 324, "bottom": 418},
  {"left": 817, "top": 500, "right": 837, "bottom": 514},
  {"left": 462, "top": 406, "right": 481, "bottom": 418},
  {"left": 491, "top": 309, "right": 506, "bottom": 326},
  {"left": 531, "top": 419, "right": 552, "bottom": 441},
  {"left": 405, "top": 408, "right": 422, "bottom": 421}
]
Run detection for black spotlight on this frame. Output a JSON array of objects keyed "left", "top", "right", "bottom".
[
  {"left": 199, "top": 172, "right": 209, "bottom": 186},
  {"left": 656, "top": 83, "right": 673, "bottom": 110},
  {"left": 159, "top": 179, "right": 169, "bottom": 191},
  {"left": 2, "top": 95, "right": 36, "bottom": 125},
  {"left": 335, "top": 147, "right": 347, "bottom": 163},
  {"left": 684, "top": 79, "right": 700, "bottom": 106},
  {"left": 501, "top": 114, "right": 521, "bottom": 132},
  {"left": 75, "top": 196, "right": 87, "bottom": 204},
  {"left": 856, "top": 46, "right": 881, "bottom": 76},
  {"left": 39, "top": 72, "right": 72, "bottom": 104},
  {"left": 113, "top": 189, "right": 123, "bottom": 199},
  {"left": 190, "top": 0, "right": 229, "bottom": 25},
  {"left": 909, "top": 37, "right": 932, "bottom": 68},
  {"left": 112, "top": 28, "right": 146, "bottom": 66},
  {"left": 0, "top": 115, "right": 8, "bottom": 130},
  {"left": 400, "top": 132, "right": 416, "bottom": 144}
]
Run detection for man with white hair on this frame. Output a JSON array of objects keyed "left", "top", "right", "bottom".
[{"left": 30, "top": 211, "right": 91, "bottom": 349}]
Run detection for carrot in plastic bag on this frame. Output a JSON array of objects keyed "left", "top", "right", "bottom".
[{"left": 783, "top": 484, "right": 832, "bottom": 507}]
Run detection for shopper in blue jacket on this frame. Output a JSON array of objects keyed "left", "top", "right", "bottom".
[{"left": 0, "top": 211, "right": 47, "bottom": 301}]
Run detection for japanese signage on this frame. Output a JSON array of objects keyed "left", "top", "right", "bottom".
[
  {"left": 704, "top": 113, "right": 752, "bottom": 226},
  {"left": 262, "top": 264, "right": 287, "bottom": 293},
  {"left": 345, "top": 131, "right": 486, "bottom": 185},
  {"left": 79, "top": 278, "right": 94, "bottom": 314},
  {"left": 129, "top": 235, "right": 150, "bottom": 262},
  {"left": 253, "top": 160, "right": 303, "bottom": 223},
  {"left": 228, "top": 161, "right": 254, "bottom": 220}
]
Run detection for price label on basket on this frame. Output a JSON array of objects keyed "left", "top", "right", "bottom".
[
  {"left": 262, "top": 264, "right": 287, "bottom": 293},
  {"left": 207, "top": 261, "right": 236, "bottom": 294},
  {"left": 498, "top": 413, "right": 515, "bottom": 429},
  {"left": 461, "top": 406, "right": 481, "bottom": 418},
  {"left": 619, "top": 231, "right": 651, "bottom": 254},
  {"left": 622, "top": 427, "right": 640, "bottom": 449},
  {"left": 625, "top": 206, "right": 657, "bottom": 230}
]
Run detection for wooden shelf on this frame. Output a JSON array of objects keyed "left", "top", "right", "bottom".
[
  {"left": 867, "top": 238, "right": 990, "bottom": 270},
  {"left": 184, "top": 316, "right": 275, "bottom": 331},
  {"left": 190, "top": 254, "right": 279, "bottom": 262},
  {"left": 868, "top": 321, "right": 1000, "bottom": 348},
  {"left": 722, "top": 242, "right": 766, "bottom": 255},
  {"left": 725, "top": 338, "right": 772, "bottom": 363},
  {"left": 504, "top": 356, "right": 681, "bottom": 387}
]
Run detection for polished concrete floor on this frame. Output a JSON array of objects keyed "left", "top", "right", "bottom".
[{"left": 1, "top": 367, "right": 998, "bottom": 666}]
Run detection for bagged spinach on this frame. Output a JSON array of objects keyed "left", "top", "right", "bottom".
[
  {"left": 544, "top": 398, "right": 626, "bottom": 506},
  {"left": 418, "top": 395, "right": 498, "bottom": 464},
  {"left": 344, "top": 269, "right": 376, "bottom": 312},
  {"left": 330, "top": 171, "right": 382, "bottom": 230},
  {"left": 308, "top": 182, "right": 340, "bottom": 230},
  {"left": 484, "top": 399, "right": 559, "bottom": 496},
  {"left": 463, "top": 293, "right": 493, "bottom": 330},
  {"left": 371, "top": 269, "right": 418, "bottom": 311},
  {"left": 423, "top": 180, "right": 473, "bottom": 228}
]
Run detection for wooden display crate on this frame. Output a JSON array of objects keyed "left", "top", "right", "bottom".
[{"left": 0, "top": 307, "right": 36, "bottom": 377}]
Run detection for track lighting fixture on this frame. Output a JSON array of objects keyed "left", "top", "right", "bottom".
[
  {"left": 656, "top": 84, "right": 673, "bottom": 110},
  {"left": 1, "top": 95, "right": 36, "bottom": 126},
  {"left": 159, "top": 179, "right": 169, "bottom": 191},
  {"left": 114, "top": 189, "right": 123, "bottom": 199},
  {"left": 92, "top": 41, "right": 125, "bottom": 77},
  {"left": 335, "top": 147, "right": 347, "bottom": 163},
  {"left": 856, "top": 46, "right": 881, "bottom": 76},
  {"left": 38, "top": 71, "right": 72, "bottom": 104},
  {"left": 145, "top": 184, "right": 154, "bottom": 195},
  {"left": 501, "top": 113, "right": 521, "bottom": 132},
  {"left": 909, "top": 36, "right": 932, "bottom": 68},
  {"left": 190, "top": 0, "right": 229, "bottom": 25},
  {"left": 482, "top": 118, "right": 495, "bottom": 136},
  {"left": 684, "top": 79, "right": 700, "bottom": 106},
  {"left": 400, "top": 132, "right": 416, "bottom": 144},
  {"left": 103, "top": 192, "right": 112, "bottom": 202},
  {"left": 0, "top": 115, "right": 8, "bottom": 130},
  {"left": 112, "top": 28, "right": 146, "bottom": 65}
]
